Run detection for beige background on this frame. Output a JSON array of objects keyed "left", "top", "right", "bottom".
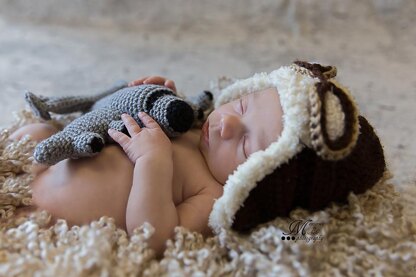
[{"left": 0, "top": 0, "right": 414, "bottom": 185}]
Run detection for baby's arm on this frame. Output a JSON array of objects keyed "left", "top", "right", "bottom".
[
  {"left": 108, "top": 113, "right": 178, "bottom": 256},
  {"left": 108, "top": 113, "right": 216, "bottom": 257}
]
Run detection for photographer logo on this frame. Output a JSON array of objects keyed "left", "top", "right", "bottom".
[{"left": 281, "top": 219, "right": 324, "bottom": 243}]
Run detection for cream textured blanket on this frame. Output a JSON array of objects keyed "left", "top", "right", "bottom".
[{"left": 1, "top": 110, "right": 415, "bottom": 277}]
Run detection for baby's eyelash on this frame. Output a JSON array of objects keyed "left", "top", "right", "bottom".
[
  {"left": 239, "top": 98, "right": 244, "bottom": 114},
  {"left": 242, "top": 135, "right": 248, "bottom": 159}
]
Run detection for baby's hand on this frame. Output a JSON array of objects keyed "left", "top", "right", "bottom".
[
  {"left": 128, "top": 76, "right": 177, "bottom": 92},
  {"left": 108, "top": 112, "right": 172, "bottom": 163}
]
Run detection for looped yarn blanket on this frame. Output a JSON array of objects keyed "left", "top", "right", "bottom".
[{"left": 0, "top": 109, "right": 415, "bottom": 277}]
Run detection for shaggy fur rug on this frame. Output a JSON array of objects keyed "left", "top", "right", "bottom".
[{"left": 0, "top": 110, "right": 415, "bottom": 277}]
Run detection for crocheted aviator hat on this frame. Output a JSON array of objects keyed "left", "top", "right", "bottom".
[{"left": 208, "top": 61, "right": 386, "bottom": 234}]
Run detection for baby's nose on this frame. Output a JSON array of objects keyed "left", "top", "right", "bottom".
[{"left": 220, "top": 114, "right": 244, "bottom": 140}]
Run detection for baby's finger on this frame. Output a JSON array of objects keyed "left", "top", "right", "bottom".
[
  {"left": 128, "top": 76, "right": 149, "bottom": 87},
  {"left": 108, "top": 129, "right": 130, "bottom": 146},
  {"left": 138, "top": 112, "right": 160, "bottom": 129},
  {"left": 164, "top": 79, "right": 177, "bottom": 92},
  {"left": 143, "top": 76, "right": 166, "bottom": 86},
  {"left": 121, "top": 113, "right": 141, "bottom": 135}
]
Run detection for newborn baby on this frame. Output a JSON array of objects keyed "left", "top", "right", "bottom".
[
  {"left": 11, "top": 61, "right": 386, "bottom": 257},
  {"left": 11, "top": 76, "right": 284, "bottom": 257}
]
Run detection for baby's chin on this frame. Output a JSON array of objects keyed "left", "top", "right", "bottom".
[
  {"left": 198, "top": 137, "right": 208, "bottom": 163},
  {"left": 198, "top": 129, "right": 208, "bottom": 153},
  {"left": 197, "top": 137, "right": 223, "bottom": 184}
]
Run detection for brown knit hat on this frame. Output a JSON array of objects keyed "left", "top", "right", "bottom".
[{"left": 208, "top": 61, "right": 386, "bottom": 234}]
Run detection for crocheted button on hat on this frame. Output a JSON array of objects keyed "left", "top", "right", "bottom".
[{"left": 208, "top": 61, "right": 386, "bottom": 234}]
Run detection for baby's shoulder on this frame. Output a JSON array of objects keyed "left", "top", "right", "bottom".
[
  {"left": 180, "top": 170, "right": 223, "bottom": 202},
  {"left": 176, "top": 180, "right": 223, "bottom": 237}
]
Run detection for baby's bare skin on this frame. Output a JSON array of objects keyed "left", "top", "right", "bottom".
[
  {"left": 12, "top": 123, "right": 223, "bottom": 236},
  {"left": 11, "top": 76, "right": 283, "bottom": 257}
]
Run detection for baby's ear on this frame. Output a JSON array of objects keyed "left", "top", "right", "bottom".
[{"left": 308, "top": 79, "right": 360, "bottom": 161}]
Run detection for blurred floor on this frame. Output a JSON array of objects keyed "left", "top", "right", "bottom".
[{"left": 0, "top": 0, "right": 415, "bottom": 185}]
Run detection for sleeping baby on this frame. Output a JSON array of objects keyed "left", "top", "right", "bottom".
[{"left": 10, "top": 61, "right": 386, "bottom": 257}]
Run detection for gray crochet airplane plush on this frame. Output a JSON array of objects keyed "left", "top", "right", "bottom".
[{"left": 25, "top": 82, "right": 213, "bottom": 165}]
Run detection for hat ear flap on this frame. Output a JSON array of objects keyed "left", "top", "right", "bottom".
[
  {"left": 293, "top": 60, "right": 337, "bottom": 80},
  {"left": 309, "top": 81, "right": 360, "bottom": 160}
]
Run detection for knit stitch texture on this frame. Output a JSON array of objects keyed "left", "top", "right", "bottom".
[
  {"left": 0, "top": 110, "right": 415, "bottom": 276},
  {"left": 25, "top": 84, "right": 212, "bottom": 165}
]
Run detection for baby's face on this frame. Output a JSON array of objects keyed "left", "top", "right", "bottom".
[{"left": 199, "top": 87, "right": 284, "bottom": 184}]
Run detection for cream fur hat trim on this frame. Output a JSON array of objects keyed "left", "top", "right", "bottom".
[{"left": 209, "top": 62, "right": 360, "bottom": 233}]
